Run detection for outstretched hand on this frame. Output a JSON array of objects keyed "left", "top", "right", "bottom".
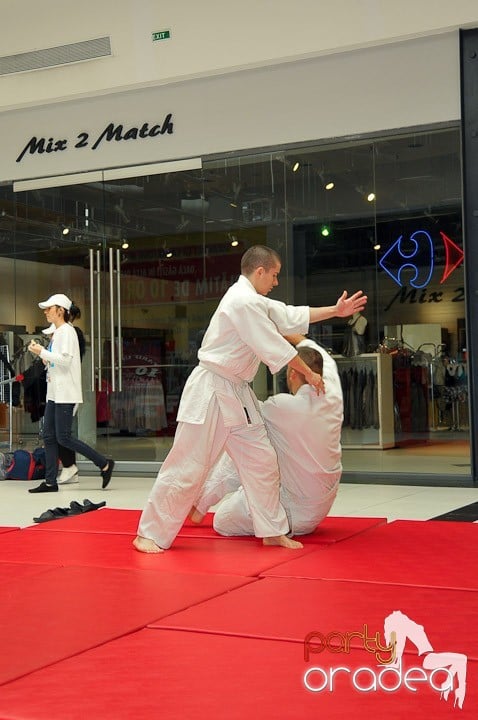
[{"left": 335, "top": 290, "right": 367, "bottom": 318}]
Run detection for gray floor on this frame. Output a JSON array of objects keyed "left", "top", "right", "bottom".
[{"left": 3, "top": 472, "right": 478, "bottom": 529}]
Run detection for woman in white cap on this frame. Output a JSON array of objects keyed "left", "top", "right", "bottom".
[
  {"left": 27, "top": 293, "right": 114, "bottom": 493},
  {"left": 42, "top": 302, "right": 86, "bottom": 484}
]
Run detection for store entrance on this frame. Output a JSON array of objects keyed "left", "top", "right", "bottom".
[
  {"left": 0, "top": 165, "right": 217, "bottom": 469},
  {"left": 0, "top": 131, "right": 471, "bottom": 484}
]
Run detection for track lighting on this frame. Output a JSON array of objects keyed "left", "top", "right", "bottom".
[
  {"left": 121, "top": 240, "right": 129, "bottom": 249},
  {"left": 367, "top": 192, "right": 376, "bottom": 202},
  {"left": 292, "top": 161, "right": 300, "bottom": 172},
  {"left": 325, "top": 181, "right": 335, "bottom": 190}
]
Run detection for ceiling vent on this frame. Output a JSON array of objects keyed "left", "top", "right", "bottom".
[{"left": 0, "top": 37, "right": 111, "bottom": 75}]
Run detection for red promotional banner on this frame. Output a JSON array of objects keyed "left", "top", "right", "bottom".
[{"left": 121, "top": 253, "right": 240, "bottom": 304}]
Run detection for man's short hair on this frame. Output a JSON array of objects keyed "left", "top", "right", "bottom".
[
  {"left": 297, "top": 346, "right": 323, "bottom": 375},
  {"left": 241, "top": 245, "right": 281, "bottom": 275}
]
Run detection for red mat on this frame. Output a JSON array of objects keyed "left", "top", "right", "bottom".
[
  {"left": 30, "top": 507, "right": 141, "bottom": 534},
  {"left": 0, "top": 562, "right": 57, "bottom": 581},
  {"left": 179, "top": 515, "right": 387, "bottom": 542},
  {"left": 30, "top": 508, "right": 215, "bottom": 534},
  {"left": 300, "top": 515, "right": 386, "bottom": 543},
  {"left": 151, "top": 576, "right": 478, "bottom": 660},
  {"left": 0, "top": 528, "right": 317, "bottom": 576},
  {"left": 262, "top": 520, "right": 478, "bottom": 590},
  {"left": 31, "top": 507, "right": 385, "bottom": 545},
  {"left": 0, "top": 628, "right": 474, "bottom": 719},
  {"left": 0, "top": 564, "right": 254, "bottom": 685}
]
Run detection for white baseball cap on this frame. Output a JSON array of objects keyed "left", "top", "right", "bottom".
[
  {"left": 38, "top": 293, "right": 72, "bottom": 310},
  {"left": 42, "top": 323, "right": 56, "bottom": 335}
]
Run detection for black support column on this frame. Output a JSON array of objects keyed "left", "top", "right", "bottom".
[{"left": 460, "top": 28, "right": 478, "bottom": 484}]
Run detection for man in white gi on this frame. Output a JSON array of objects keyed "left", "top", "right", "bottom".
[
  {"left": 133, "top": 245, "right": 366, "bottom": 553},
  {"left": 191, "top": 335, "right": 343, "bottom": 536}
]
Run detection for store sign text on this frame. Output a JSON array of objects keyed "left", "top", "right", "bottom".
[
  {"left": 15, "top": 113, "right": 174, "bottom": 163},
  {"left": 384, "top": 285, "right": 464, "bottom": 311},
  {"left": 124, "top": 274, "right": 237, "bottom": 305}
]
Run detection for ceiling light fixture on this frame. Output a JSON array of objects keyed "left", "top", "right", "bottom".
[
  {"left": 373, "top": 242, "right": 381, "bottom": 251},
  {"left": 320, "top": 224, "right": 330, "bottom": 237},
  {"left": 121, "top": 240, "right": 129, "bottom": 249},
  {"left": 367, "top": 192, "right": 376, "bottom": 202},
  {"left": 292, "top": 161, "right": 300, "bottom": 172},
  {"left": 62, "top": 225, "right": 70, "bottom": 236},
  {"left": 165, "top": 249, "right": 173, "bottom": 258},
  {"left": 325, "top": 181, "right": 335, "bottom": 190}
]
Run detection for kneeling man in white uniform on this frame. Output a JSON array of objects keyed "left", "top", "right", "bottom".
[{"left": 192, "top": 334, "right": 343, "bottom": 536}]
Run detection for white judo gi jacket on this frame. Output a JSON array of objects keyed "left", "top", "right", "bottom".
[
  {"left": 178, "top": 275, "right": 309, "bottom": 426},
  {"left": 260, "top": 339, "right": 344, "bottom": 532},
  {"left": 198, "top": 339, "right": 344, "bottom": 536}
]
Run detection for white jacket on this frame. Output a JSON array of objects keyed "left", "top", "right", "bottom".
[{"left": 39, "top": 322, "right": 83, "bottom": 403}]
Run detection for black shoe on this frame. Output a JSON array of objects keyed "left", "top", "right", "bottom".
[
  {"left": 82, "top": 498, "right": 107, "bottom": 512},
  {"left": 33, "top": 509, "right": 57, "bottom": 523},
  {"left": 68, "top": 500, "right": 86, "bottom": 515},
  {"left": 101, "top": 459, "right": 115, "bottom": 489},
  {"left": 29, "top": 481, "right": 58, "bottom": 494},
  {"left": 33, "top": 507, "right": 68, "bottom": 523}
]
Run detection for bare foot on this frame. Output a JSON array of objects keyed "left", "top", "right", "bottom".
[
  {"left": 263, "top": 535, "right": 303, "bottom": 549},
  {"left": 133, "top": 536, "right": 164, "bottom": 553},
  {"left": 188, "top": 506, "right": 205, "bottom": 524}
]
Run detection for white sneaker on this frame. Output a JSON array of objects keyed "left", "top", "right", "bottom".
[{"left": 57, "top": 464, "right": 79, "bottom": 484}]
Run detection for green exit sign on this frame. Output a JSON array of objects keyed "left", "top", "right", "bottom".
[{"left": 152, "top": 30, "right": 171, "bottom": 42}]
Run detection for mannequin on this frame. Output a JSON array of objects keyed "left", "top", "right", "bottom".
[{"left": 342, "top": 312, "right": 368, "bottom": 356}]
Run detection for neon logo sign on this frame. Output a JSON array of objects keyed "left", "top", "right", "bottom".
[{"left": 379, "top": 230, "right": 463, "bottom": 288}]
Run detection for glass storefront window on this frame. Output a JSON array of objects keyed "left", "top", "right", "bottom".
[{"left": 0, "top": 124, "right": 469, "bottom": 481}]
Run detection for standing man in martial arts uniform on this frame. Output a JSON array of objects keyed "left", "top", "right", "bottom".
[
  {"left": 134, "top": 245, "right": 366, "bottom": 553},
  {"left": 190, "top": 335, "right": 343, "bottom": 536}
]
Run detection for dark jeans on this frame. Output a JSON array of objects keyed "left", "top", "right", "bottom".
[
  {"left": 58, "top": 445, "right": 75, "bottom": 467},
  {"left": 43, "top": 400, "right": 107, "bottom": 486},
  {"left": 58, "top": 414, "right": 78, "bottom": 467}
]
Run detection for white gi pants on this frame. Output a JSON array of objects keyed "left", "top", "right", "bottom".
[
  {"left": 137, "top": 397, "right": 289, "bottom": 548},
  {"left": 196, "top": 453, "right": 340, "bottom": 537}
]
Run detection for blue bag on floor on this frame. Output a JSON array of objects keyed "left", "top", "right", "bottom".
[{"left": 5, "top": 448, "right": 46, "bottom": 480}]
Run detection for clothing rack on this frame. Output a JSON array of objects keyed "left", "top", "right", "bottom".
[
  {"left": 0, "top": 345, "right": 14, "bottom": 450},
  {"left": 333, "top": 353, "right": 395, "bottom": 449}
]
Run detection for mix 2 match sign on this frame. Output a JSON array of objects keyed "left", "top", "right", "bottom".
[
  {"left": 303, "top": 611, "right": 467, "bottom": 709},
  {"left": 15, "top": 114, "right": 174, "bottom": 163}
]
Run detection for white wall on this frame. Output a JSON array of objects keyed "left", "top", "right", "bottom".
[
  {"left": 1, "top": 0, "right": 477, "bottom": 111},
  {"left": 0, "top": 32, "right": 461, "bottom": 183}
]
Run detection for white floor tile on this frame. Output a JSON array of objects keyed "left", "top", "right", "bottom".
[{"left": 2, "top": 474, "right": 477, "bottom": 529}]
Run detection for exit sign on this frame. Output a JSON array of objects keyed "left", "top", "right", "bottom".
[{"left": 152, "top": 30, "right": 171, "bottom": 41}]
